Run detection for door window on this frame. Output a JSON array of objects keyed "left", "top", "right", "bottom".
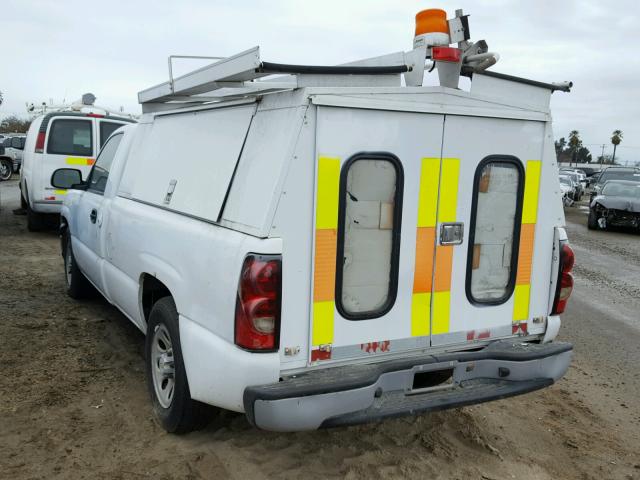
[
  {"left": 47, "top": 119, "right": 93, "bottom": 156},
  {"left": 99, "top": 122, "right": 124, "bottom": 147},
  {"left": 87, "top": 133, "right": 123, "bottom": 194},
  {"left": 466, "top": 157, "right": 524, "bottom": 304},
  {"left": 336, "top": 153, "right": 403, "bottom": 319}
]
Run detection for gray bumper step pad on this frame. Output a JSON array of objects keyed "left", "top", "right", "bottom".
[{"left": 321, "top": 377, "right": 551, "bottom": 428}]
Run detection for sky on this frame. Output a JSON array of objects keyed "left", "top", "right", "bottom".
[{"left": 1, "top": 0, "right": 639, "bottom": 163}]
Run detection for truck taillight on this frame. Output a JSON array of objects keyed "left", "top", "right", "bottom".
[
  {"left": 234, "top": 254, "right": 281, "bottom": 352},
  {"left": 35, "top": 132, "right": 46, "bottom": 153},
  {"left": 552, "top": 241, "right": 575, "bottom": 315}
]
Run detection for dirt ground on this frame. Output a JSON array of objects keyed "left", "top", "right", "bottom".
[{"left": 1, "top": 178, "right": 639, "bottom": 480}]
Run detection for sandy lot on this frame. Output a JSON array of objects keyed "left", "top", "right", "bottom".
[{"left": 1, "top": 178, "right": 639, "bottom": 479}]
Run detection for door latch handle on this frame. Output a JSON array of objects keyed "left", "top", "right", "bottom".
[
  {"left": 90, "top": 209, "right": 98, "bottom": 224},
  {"left": 440, "top": 222, "right": 464, "bottom": 245}
]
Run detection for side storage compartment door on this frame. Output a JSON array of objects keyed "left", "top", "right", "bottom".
[
  {"left": 120, "top": 103, "right": 256, "bottom": 223},
  {"left": 433, "top": 115, "right": 547, "bottom": 347},
  {"left": 309, "top": 105, "right": 444, "bottom": 365}
]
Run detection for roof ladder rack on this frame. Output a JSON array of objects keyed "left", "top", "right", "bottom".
[{"left": 137, "top": 46, "right": 416, "bottom": 112}]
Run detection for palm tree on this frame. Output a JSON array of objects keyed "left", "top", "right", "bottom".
[
  {"left": 611, "top": 130, "right": 623, "bottom": 164},
  {"left": 568, "top": 130, "right": 581, "bottom": 167}
]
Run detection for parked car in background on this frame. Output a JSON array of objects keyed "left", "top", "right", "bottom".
[
  {"left": 2, "top": 135, "right": 26, "bottom": 174},
  {"left": 0, "top": 143, "right": 11, "bottom": 181},
  {"left": 20, "top": 109, "right": 134, "bottom": 230},
  {"left": 558, "top": 175, "right": 575, "bottom": 206},
  {"left": 588, "top": 180, "right": 640, "bottom": 230},
  {"left": 0, "top": 135, "right": 26, "bottom": 181},
  {"left": 560, "top": 170, "right": 584, "bottom": 200},
  {"left": 560, "top": 168, "right": 587, "bottom": 189},
  {"left": 559, "top": 174, "right": 579, "bottom": 202},
  {"left": 590, "top": 167, "right": 640, "bottom": 201},
  {"left": 557, "top": 163, "right": 602, "bottom": 181}
]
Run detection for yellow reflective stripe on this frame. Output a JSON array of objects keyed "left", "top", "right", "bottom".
[
  {"left": 312, "top": 300, "right": 335, "bottom": 346},
  {"left": 432, "top": 291, "right": 451, "bottom": 335},
  {"left": 54, "top": 190, "right": 67, "bottom": 195},
  {"left": 65, "top": 157, "right": 95, "bottom": 166},
  {"left": 312, "top": 156, "right": 341, "bottom": 347},
  {"left": 437, "top": 158, "right": 460, "bottom": 223},
  {"left": 411, "top": 292, "right": 431, "bottom": 336},
  {"left": 513, "top": 284, "right": 531, "bottom": 322},
  {"left": 315, "top": 157, "right": 341, "bottom": 229},
  {"left": 521, "top": 160, "right": 542, "bottom": 224},
  {"left": 417, "top": 158, "right": 441, "bottom": 227}
]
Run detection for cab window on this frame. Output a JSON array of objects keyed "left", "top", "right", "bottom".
[
  {"left": 87, "top": 133, "right": 123, "bottom": 194},
  {"left": 467, "top": 157, "right": 524, "bottom": 304},
  {"left": 47, "top": 119, "right": 93, "bottom": 156},
  {"left": 336, "top": 153, "right": 403, "bottom": 320}
]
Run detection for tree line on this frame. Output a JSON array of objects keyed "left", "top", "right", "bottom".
[
  {"left": 555, "top": 129, "right": 624, "bottom": 165},
  {"left": 0, "top": 115, "right": 31, "bottom": 134}
]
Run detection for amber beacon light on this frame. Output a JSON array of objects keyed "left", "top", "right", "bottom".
[{"left": 414, "top": 8, "right": 450, "bottom": 48}]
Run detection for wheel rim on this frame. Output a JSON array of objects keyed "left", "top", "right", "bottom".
[
  {"left": 151, "top": 323, "right": 175, "bottom": 409},
  {"left": 65, "top": 241, "right": 73, "bottom": 286},
  {"left": 0, "top": 162, "right": 10, "bottom": 180}
]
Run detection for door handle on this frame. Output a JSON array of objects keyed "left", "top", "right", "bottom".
[
  {"left": 440, "top": 222, "right": 464, "bottom": 245},
  {"left": 90, "top": 208, "right": 98, "bottom": 224}
]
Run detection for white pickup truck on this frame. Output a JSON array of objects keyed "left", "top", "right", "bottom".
[{"left": 53, "top": 9, "right": 575, "bottom": 433}]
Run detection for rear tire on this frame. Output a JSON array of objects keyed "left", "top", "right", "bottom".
[
  {"left": 27, "top": 203, "right": 46, "bottom": 232},
  {"left": 63, "top": 233, "right": 93, "bottom": 298},
  {"left": 145, "top": 297, "right": 214, "bottom": 433},
  {"left": 0, "top": 159, "right": 12, "bottom": 181}
]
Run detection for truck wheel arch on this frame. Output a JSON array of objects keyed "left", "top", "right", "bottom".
[
  {"left": 140, "top": 273, "right": 174, "bottom": 329},
  {"left": 60, "top": 216, "right": 69, "bottom": 256}
]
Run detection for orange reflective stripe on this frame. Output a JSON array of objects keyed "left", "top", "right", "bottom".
[
  {"left": 413, "top": 226, "right": 436, "bottom": 293},
  {"left": 433, "top": 245, "right": 454, "bottom": 292},
  {"left": 515, "top": 223, "right": 535, "bottom": 285},
  {"left": 313, "top": 229, "right": 338, "bottom": 302}
]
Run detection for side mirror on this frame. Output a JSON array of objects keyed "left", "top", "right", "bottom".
[{"left": 51, "top": 168, "right": 87, "bottom": 190}]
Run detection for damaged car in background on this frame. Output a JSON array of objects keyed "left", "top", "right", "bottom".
[
  {"left": 588, "top": 180, "right": 640, "bottom": 231},
  {"left": 590, "top": 167, "right": 640, "bottom": 201}
]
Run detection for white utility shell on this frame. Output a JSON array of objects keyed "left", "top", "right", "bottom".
[{"left": 60, "top": 74, "right": 566, "bottom": 413}]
